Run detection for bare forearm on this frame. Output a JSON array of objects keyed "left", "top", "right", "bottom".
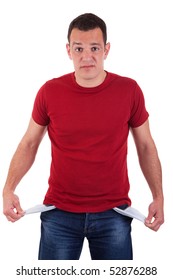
[
  {"left": 138, "top": 145, "right": 163, "bottom": 200},
  {"left": 3, "top": 140, "right": 38, "bottom": 194}
]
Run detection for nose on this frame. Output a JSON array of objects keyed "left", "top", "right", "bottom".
[{"left": 82, "top": 49, "right": 93, "bottom": 60}]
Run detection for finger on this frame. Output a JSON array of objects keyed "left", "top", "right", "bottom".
[
  {"left": 146, "top": 208, "right": 156, "bottom": 224},
  {"left": 6, "top": 212, "right": 21, "bottom": 222},
  {"left": 13, "top": 197, "right": 24, "bottom": 214},
  {"left": 5, "top": 207, "right": 24, "bottom": 221},
  {"left": 6, "top": 215, "right": 17, "bottom": 223},
  {"left": 15, "top": 202, "right": 24, "bottom": 215},
  {"left": 145, "top": 217, "right": 162, "bottom": 231}
]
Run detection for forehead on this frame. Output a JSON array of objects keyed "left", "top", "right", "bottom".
[{"left": 69, "top": 28, "right": 104, "bottom": 45}]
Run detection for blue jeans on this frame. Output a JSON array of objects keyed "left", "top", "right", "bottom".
[{"left": 38, "top": 206, "right": 133, "bottom": 260}]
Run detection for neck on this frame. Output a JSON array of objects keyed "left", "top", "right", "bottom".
[{"left": 75, "top": 71, "right": 107, "bottom": 88}]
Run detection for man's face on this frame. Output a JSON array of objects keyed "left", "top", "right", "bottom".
[{"left": 66, "top": 28, "right": 110, "bottom": 87}]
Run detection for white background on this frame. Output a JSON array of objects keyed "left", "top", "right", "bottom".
[{"left": 0, "top": 0, "right": 172, "bottom": 278}]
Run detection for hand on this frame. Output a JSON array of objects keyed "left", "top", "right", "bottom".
[
  {"left": 3, "top": 192, "right": 24, "bottom": 222},
  {"left": 145, "top": 199, "right": 164, "bottom": 231}
]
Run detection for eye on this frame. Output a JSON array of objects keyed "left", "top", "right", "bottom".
[
  {"left": 75, "top": 47, "right": 83, "bottom": 52},
  {"left": 91, "top": 46, "right": 100, "bottom": 52}
]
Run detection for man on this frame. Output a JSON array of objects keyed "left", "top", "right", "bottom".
[{"left": 3, "top": 13, "right": 164, "bottom": 260}]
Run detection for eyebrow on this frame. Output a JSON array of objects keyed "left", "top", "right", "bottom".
[{"left": 72, "top": 42, "right": 102, "bottom": 47}]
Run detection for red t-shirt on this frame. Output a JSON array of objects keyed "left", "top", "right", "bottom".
[{"left": 32, "top": 72, "right": 149, "bottom": 212}]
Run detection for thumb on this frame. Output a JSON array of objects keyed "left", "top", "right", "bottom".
[
  {"left": 145, "top": 213, "right": 153, "bottom": 224},
  {"left": 145, "top": 205, "right": 156, "bottom": 224},
  {"left": 13, "top": 195, "right": 24, "bottom": 215}
]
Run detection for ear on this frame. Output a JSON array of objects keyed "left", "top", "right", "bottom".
[
  {"left": 66, "top": 43, "right": 72, "bottom": 60},
  {"left": 104, "top": 42, "right": 110, "bottom": 59}
]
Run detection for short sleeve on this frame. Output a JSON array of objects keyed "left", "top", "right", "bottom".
[
  {"left": 129, "top": 83, "right": 149, "bottom": 127},
  {"left": 32, "top": 83, "right": 50, "bottom": 126}
]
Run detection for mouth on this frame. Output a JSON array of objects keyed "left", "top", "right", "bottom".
[{"left": 80, "top": 65, "right": 95, "bottom": 69}]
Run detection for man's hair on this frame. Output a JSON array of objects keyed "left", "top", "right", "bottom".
[{"left": 67, "top": 13, "right": 107, "bottom": 45}]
